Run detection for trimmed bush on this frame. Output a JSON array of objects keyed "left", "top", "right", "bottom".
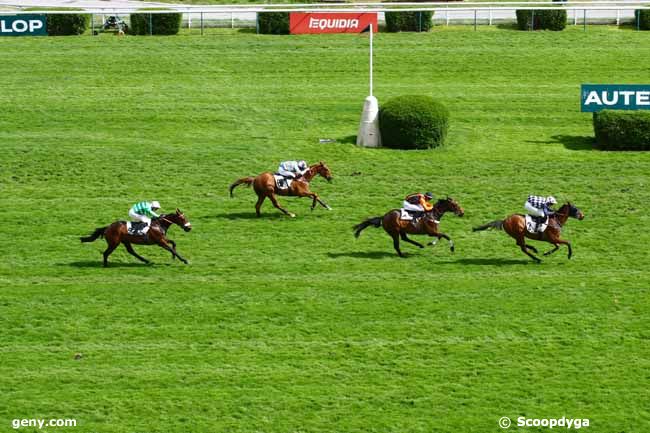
[
  {"left": 257, "top": 12, "right": 289, "bottom": 35},
  {"left": 516, "top": 7, "right": 567, "bottom": 31},
  {"left": 385, "top": 11, "right": 434, "bottom": 32},
  {"left": 379, "top": 95, "right": 450, "bottom": 150},
  {"left": 129, "top": 10, "right": 182, "bottom": 35},
  {"left": 593, "top": 110, "right": 650, "bottom": 150},
  {"left": 25, "top": 8, "right": 89, "bottom": 35},
  {"left": 635, "top": 10, "right": 650, "bottom": 30}
]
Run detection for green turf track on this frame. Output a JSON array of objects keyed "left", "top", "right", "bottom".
[{"left": 1, "top": 26, "right": 649, "bottom": 433}]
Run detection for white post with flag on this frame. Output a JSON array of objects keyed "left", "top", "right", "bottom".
[{"left": 356, "top": 23, "right": 381, "bottom": 148}]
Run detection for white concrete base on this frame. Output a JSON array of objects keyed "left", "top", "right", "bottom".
[{"left": 356, "top": 95, "right": 381, "bottom": 148}]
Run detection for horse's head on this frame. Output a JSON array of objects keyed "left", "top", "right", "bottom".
[
  {"left": 563, "top": 202, "right": 584, "bottom": 220},
  {"left": 165, "top": 208, "right": 192, "bottom": 232},
  {"left": 312, "top": 161, "right": 332, "bottom": 182},
  {"left": 434, "top": 197, "right": 465, "bottom": 217}
]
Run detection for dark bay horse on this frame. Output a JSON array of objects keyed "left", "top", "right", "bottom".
[
  {"left": 354, "top": 197, "right": 465, "bottom": 257},
  {"left": 229, "top": 161, "right": 333, "bottom": 217},
  {"left": 80, "top": 209, "right": 192, "bottom": 266},
  {"left": 472, "top": 202, "right": 584, "bottom": 262}
]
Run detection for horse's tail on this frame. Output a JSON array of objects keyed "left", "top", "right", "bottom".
[
  {"left": 353, "top": 216, "right": 383, "bottom": 238},
  {"left": 80, "top": 226, "right": 107, "bottom": 243},
  {"left": 472, "top": 220, "right": 504, "bottom": 232},
  {"left": 229, "top": 177, "right": 255, "bottom": 197}
]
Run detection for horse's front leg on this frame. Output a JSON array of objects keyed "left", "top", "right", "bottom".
[
  {"left": 268, "top": 193, "right": 295, "bottom": 218},
  {"left": 168, "top": 239, "right": 177, "bottom": 260},
  {"left": 543, "top": 244, "right": 560, "bottom": 256},
  {"left": 158, "top": 238, "right": 188, "bottom": 264},
  {"left": 296, "top": 188, "right": 331, "bottom": 211},
  {"left": 436, "top": 233, "right": 455, "bottom": 253}
]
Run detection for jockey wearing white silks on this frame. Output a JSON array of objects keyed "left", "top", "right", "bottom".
[{"left": 278, "top": 160, "right": 308, "bottom": 179}]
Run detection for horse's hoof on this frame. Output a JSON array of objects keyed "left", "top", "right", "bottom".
[
  {"left": 326, "top": 206, "right": 332, "bottom": 211},
  {"left": 450, "top": 247, "right": 455, "bottom": 253},
  {"left": 288, "top": 213, "right": 296, "bottom": 218}
]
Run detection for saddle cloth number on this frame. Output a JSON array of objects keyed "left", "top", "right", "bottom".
[
  {"left": 127, "top": 221, "right": 148, "bottom": 235},
  {"left": 525, "top": 215, "right": 548, "bottom": 233},
  {"left": 274, "top": 175, "right": 293, "bottom": 190}
]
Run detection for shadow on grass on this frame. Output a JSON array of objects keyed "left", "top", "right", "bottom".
[
  {"left": 63, "top": 261, "right": 158, "bottom": 268},
  {"left": 337, "top": 135, "right": 357, "bottom": 145},
  {"left": 327, "top": 251, "right": 396, "bottom": 259},
  {"left": 496, "top": 23, "right": 520, "bottom": 31},
  {"left": 448, "top": 257, "right": 534, "bottom": 266},
  {"left": 237, "top": 28, "right": 257, "bottom": 34},
  {"left": 551, "top": 135, "right": 594, "bottom": 151},
  {"left": 200, "top": 212, "right": 285, "bottom": 220}
]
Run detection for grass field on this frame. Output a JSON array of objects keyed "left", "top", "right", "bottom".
[{"left": 1, "top": 26, "right": 649, "bottom": 433}]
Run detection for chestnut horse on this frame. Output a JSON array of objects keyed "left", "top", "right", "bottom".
[
  {"left": 354, "top": 197, "right": 465, "bottom": 257},
  {"left": 80, "top": 209, "right": 192, "bottom": 267},
  {"left": 472, "top": 202, "right": 584, "bottom": 262},
  {"left": 229, "top": 161, "right": 333, "bottom": 217}
]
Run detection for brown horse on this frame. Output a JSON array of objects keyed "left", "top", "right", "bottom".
[
  {"left": 472, "top": 202, "right": 584, "bottom": 262},
  {"left": 229, "top": 161, "right": 333, "bottom": 217},
  {"left": 354, "top": 197, "right": 465, "bottom": 257},
  {"left": 80, "top": 209, "right": 192, "bottom": 267}
]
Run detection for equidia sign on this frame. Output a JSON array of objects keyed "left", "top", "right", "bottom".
[
  {"left": 0, "top": 15, "right": 47, "bottom": 36},
  {"left": 290, "top": 13, "right": 378, "bottom": 34},
  {"left": 581, "top": 84, "right": 650, "bottom": 112}
]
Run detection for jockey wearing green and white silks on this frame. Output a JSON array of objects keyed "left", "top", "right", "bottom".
[
  {"left": 278, "top": 160, "right": 308, "bottom": 179},
  {"left": 129, "top": 201, "right": 161, "bottom": 226}
]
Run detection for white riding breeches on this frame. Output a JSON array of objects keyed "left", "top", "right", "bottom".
[
  {"left": 403, "top": 201, "right": 424, "bottom": 212},
  {"left": 129, "top": 209, "right": 151, "bottom": 225},
  {"left": 524, "top": 201, "right": 545, "bottom": 217}
]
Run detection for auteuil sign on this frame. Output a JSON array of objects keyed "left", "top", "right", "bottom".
[
  {"left": 581, "top": 84, "right": 650, "bottom": 112},
  {"left": 0, "top": 15, "right": 47, "bottom": 36}
]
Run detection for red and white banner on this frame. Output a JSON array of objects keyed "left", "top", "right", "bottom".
[{"left": 290, "top": 13, "right": 378, "bottom": 34}]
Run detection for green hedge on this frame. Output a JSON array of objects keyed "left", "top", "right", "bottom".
[
  {"left": 257, "top": 12, "right": 289, "bottom": 35},
  {"left": 593, "top": 110, "right": 650, "bottom": 150},
  {"left": 379, "top": 95, "right": 450, "bottom": 150},
  {"left": 385, "top": 11, "right": 434, "bottom": 32},
  {"left": 516, "top": 8, "right": 567, "bottom": 31},
  {"left": 635, "top": 10, "right": 650, "bottom": 30},
  {"left": 24, "top": 8, "right": 89, "bottom": 35},
  {"left": 129, "top": 10, "right": 182, "bottom": 35}
]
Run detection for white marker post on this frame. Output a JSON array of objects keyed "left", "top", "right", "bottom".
[{"left": 356, "top": 23, "right": 381, "bottom": 148}]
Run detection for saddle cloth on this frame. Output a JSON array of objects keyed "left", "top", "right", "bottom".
[
  {"left": 127, "top": 221, "right": 149, "bottom": 235},
  {"left": 525, "top": 215, "right": 548, "bottom": 234},
  {"left": 274, "top": 174, "right": 293, "bottom": 190},
  {"left": 399, "top": 209, "right": 414, "bottom": 221}
]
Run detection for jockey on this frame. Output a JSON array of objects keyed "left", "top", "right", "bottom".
[
  {"left": 524, "top": 195, "right": 556, "bottom": 232},
  {"left": 403, "top": 192, "right": 435, "bottom": 218},
  {"left": 278, "top": 160, "right": 308, "bottom": 180},
  {"left": 129, "top": 201, "right": 161, "bottom": 231}
]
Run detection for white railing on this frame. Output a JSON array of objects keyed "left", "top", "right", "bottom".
[{"left": 2, "top": 2, "right": 648, "bottom": 30}]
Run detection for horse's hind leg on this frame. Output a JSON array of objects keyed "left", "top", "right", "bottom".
[
  {"left": 400, "top": 232, "right": 424, "bottom": 249},
  {"left": 255, "top": 195, "right": 266, "bottom": 217},
  {"left": 123, "top": 241, "right": 149, "bottom": 264},
  {"left": 391, "top": 233, "right": 405, "bottom": 257},
  {"left": 103, "top": 240, "right": 120, "bottom": 267},
  {"left": 517, "top": 237, "right": 540, "bottom": 263}
]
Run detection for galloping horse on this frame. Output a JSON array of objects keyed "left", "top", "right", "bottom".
[
  {"left": 80, "top": 209, "right": 192, "bottom": 267},
  {"left": 354, "top": 197, "right": 465, "bottom": 257},
  {"left": 472, "top": 202, "right": 584, "bottom": 262},
  {"left": 229, "top": 161, "right": 333, "bottom": 217}
]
